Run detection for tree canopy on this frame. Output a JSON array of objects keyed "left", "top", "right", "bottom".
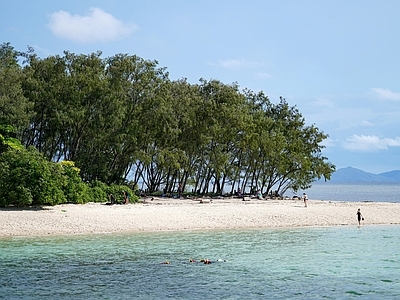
[{"left": 0, "top": 42, "right": 335, "bottom": 198}]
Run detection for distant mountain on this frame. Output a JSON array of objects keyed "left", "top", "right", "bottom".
[
  {"left": 322, "top": 166, "right": 400, "bottom": 183},
  {"left": 379, "top": 170, "right": 400, "bottom": 181}
]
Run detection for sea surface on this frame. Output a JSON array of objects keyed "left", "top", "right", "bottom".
[
  {"left": 1, "top": 226, "right": 400, "bottom": 299},
  {"left": 302, "top": 183, "right": 400, "bottom": 203}
]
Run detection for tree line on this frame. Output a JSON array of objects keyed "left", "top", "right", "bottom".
[{"left": 0, "top": 42, "right": 335, "bottom": 200}]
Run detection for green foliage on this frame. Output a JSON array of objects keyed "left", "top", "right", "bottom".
[
  {"left": 105, "top": 184, "right": 137, "bottom": 204},
  {"left": 0, "top": 128, "right": 139, "bottom": 207},
  {"left": 88, "top": 180, "right": 109, "bottom": 203},
  {"left": 0, "top": 146, "right": 66, "bottom": 206},
  {"left": 1, "top": 43, "right": 336, "bottom": 198},
  {"left": 88, "top": 181, "right": 138, "bottom": 203},
  {"left": 0, "top": 124, "right": 24, "bottom": 153},
  {"left": 59, "top": 160, "right": 90, "bottom": 204},
  {"left": 0, "top": 43, "right": 33, "bottom": 132}
]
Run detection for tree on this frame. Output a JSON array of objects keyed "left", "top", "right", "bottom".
[
  {"left": 3, "top": 43, "right": 335, "bottom": 195},
  {"left": 240, "top": 95, "right": 335, "bottom": 195},
  {"left": 0, "top": 43, "right": 33, "bottom": 133},
  {"left": 106, "top": 54, "right": 173, "bottom": 187},
  {"left": 195, "top": 79, "right": 250, "bottom": 194}
]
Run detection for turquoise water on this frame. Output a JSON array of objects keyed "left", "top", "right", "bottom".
[{"left": 1, "top": 226, "right": 400, "bottom": 299}]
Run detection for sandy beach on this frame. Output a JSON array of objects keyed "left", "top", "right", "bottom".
[{"left": 1, "top": 197, "right": 400, "bottom": 237}]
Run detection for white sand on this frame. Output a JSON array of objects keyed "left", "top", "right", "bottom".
[{"left": 1, "top": 198, "right": 400, "bottom": 237}]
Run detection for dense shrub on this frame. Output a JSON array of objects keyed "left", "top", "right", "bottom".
[
  {"left": 0, "top": 147, "right": 66, "bottom": 206},
  {"left": 0, "top": 147, "right": 139, "bottom": 207},
  {"left": 88, "top": 181, "right": 137, "bottom": 204},
  {"left": 88, "top": 180, "right": 108, "bottom": 203},
  {"left": 106, "top": 184, "right": 138, "bottom": 204},
  {"left": 59, "top": 160, "right": 91, "bottom": 204}
]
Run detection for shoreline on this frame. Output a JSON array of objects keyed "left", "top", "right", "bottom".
[{"left": 1, "top": 198, "right": 400, "bottom": 238}]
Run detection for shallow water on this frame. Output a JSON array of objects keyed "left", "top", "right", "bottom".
[{"left": 1, "top": 226, "right": 399, "bottom": 299}]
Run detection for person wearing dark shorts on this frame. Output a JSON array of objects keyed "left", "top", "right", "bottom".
[{"left": 356, "top": 208, "right": 364, "bottom": 225}]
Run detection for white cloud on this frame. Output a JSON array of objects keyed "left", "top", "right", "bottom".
[
  {"left": 48, "top": 7, "right": 138, "bottom": 43},
  {"left": 320, "top": 137, "right": 337, "bottom": 149},
  {"left": 342, "top": 135, "right": 400, "bottom": 152},
  {"left": 209, "top": 59, "right": 262, "bottom": 70},
  {"left": 371, "top": 88, "right": 400, "bottom": 101}
]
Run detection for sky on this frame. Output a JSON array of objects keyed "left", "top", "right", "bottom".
[{"left": 2, "top": 0, "right": 400, "bottom": 174}]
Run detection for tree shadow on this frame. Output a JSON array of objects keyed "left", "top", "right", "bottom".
[{"left": 0, "top": 205, "right": 52, "bottom": 211}]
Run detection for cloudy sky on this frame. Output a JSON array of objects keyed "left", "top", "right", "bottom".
[{"left": 2, "top": 0, "right": 400, "bottom": 173}]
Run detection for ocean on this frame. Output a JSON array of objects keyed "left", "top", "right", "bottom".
[
  {"left": 302, "top": 183, "right": 400, "bottom": 203},
  {"left": 1, "top": 226, "right": 400, "bottom": 299},
  {"left": 1, "top": 183, "right": 400, "bottom": 299}
]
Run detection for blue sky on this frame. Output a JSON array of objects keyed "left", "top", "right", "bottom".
[{"left": 2, "top": 0, "right": 400, "bottom": 173}]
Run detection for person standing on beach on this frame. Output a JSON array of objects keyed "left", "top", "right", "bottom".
[
  {"left": 178, "top": 183, "right": 183, "bottom": 198},
  {"left": 302, "top": 193, "right": 308, "bottom": 207},
  {"left": 356, "top": 208, "right": 364, "bottom": 225},
  {"left": 122, "top": 191, "right": 130, "bottom": 204},
  {"left": 109, "top": 193, "right": 116, "bottom": 205}
]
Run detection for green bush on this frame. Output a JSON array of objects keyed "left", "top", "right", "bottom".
[
  {"left": 0, "top": 126, "right": 140, "bottom": 207},
  {"left": 0, "top": 147, "right": 66, "bottom": 206},
  {"left": 89, "top": 181, "right": 138, "bottom": 204},
  {"left": 0, "top": 124, "right": 23, "bottom": 154},
  {"left": 59, "top": 160, "right": 91, "bottom": 204},
  {"left": 88, "top": 180, "right": 108, "bottom": 203}
]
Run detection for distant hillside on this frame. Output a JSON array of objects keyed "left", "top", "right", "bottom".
[
  {"left": 379, "top": 170, "right": 400, "bottom": 181},
  {"left": 321, "top": 166, "right": 400, "bottom": 183}
]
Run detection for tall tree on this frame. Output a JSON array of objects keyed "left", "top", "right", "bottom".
[
  {"left": 105, "top": 54, "right": 171, "bottom": 185},
  {"left": 0, "top": 43, "right": 32, "bottom": 133},
  {"left": 4, "top": 43, "right": 335, "bottom": 193}
]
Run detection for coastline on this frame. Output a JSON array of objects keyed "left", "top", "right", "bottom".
[{"left": 1, "top": 198, "right": 400, "bottom": 237}]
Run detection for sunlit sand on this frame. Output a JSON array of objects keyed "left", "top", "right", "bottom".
[{"left": 1, "top": 198, "right": 399, "bottom": 237}]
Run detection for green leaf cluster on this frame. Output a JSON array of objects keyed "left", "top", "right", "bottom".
[
  {"left": 0, "top": 42, "right": 335, "bottom": 198},
  {"left": 0, "top": 130, "right": 137, "bottom": 207}
]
